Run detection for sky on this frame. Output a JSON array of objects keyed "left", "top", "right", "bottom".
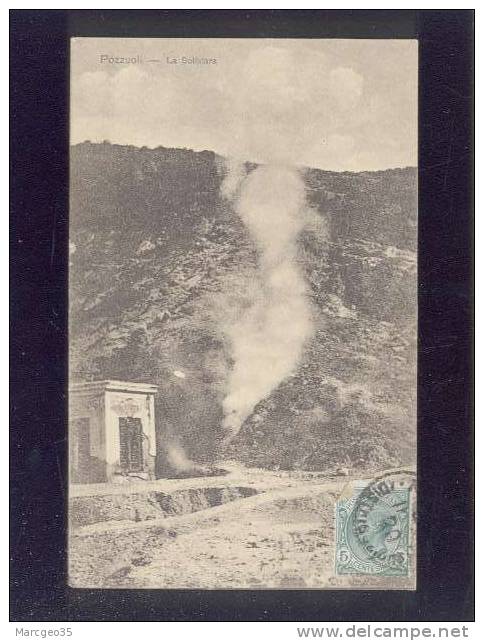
[{"left": 71, "top": 38, "right": 417, "bottom": 172}]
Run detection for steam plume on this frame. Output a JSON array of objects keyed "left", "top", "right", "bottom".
[{"left": 221, "top": 163, "right": 313, "bottom": 439}]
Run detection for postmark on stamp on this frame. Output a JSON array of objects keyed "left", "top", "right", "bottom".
[{"left": 335, "top": 470, "right": 416, "bottom": 577}]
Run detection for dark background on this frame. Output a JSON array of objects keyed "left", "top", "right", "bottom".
[{"left": 10, "top": 9, "right": 474, "bottom": 622}]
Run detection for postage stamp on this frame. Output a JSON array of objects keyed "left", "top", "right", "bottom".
[{"left": 335, "top": 470, "right": 416, "bottom": 577}]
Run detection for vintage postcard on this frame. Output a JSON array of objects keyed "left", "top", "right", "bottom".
[{"left": 68, "top": 37, "right": 417, "bottom": 589}]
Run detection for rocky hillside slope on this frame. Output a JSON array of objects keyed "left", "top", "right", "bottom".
[{"left": 69, "top": 142, "right": 417, "bottom": 475}]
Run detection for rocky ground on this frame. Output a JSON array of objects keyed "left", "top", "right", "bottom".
[
  {"left": 68, "top": 143, "right": 417, "bottom": 589},
  {"left": 69, "top": 142, "right": 417, "bottom": 475},
  {"left": 69, "top": 464, "right": 415, "bottom": 590}
]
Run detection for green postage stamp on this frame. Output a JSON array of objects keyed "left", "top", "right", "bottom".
[{"left": 335, "top": 470, "right": 416, "bottom": 577}]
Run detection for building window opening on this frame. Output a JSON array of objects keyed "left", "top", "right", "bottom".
[{"left": 70, "top": 417, "right": 91, "bottom": 483}]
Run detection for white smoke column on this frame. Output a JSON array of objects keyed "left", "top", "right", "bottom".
[{"left": 221, "top": 164, "right": 313, "bottom": 439}]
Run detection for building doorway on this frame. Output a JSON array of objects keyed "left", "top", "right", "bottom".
[{"left": 119, "top": 417, "right": 143, "bottom": 473}]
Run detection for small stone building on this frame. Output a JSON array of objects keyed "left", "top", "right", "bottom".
[{"left": 69, "top": 380, "right": 158, "bottom": 484}]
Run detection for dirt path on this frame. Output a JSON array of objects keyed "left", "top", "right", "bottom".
[
  {"left": 70, "top": 479, "right": 346, "bottom": 588},
  {"left": 114, "top": 495, "right": 339, "bottom": 589},
  {"left": 69, "top": 467, "right": 415, "bottom": 589}
]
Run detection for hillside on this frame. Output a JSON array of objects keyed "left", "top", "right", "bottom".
[{"left": 69, "top": 142, "right": 417, "bottom": 475}]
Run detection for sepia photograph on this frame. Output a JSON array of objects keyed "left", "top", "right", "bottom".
[{"left": 67, "top": 37, "right": 418, "bottom": 590}]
